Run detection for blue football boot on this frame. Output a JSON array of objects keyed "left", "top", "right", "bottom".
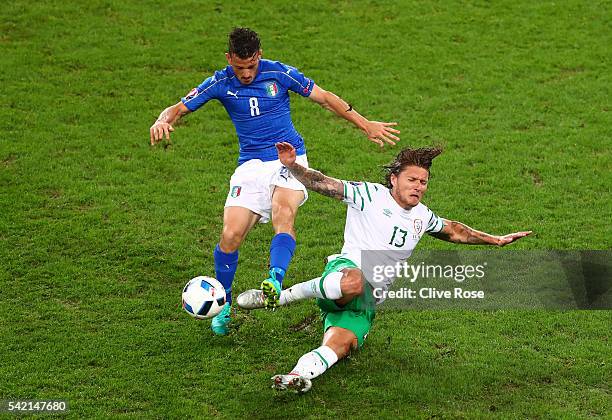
[
  {"left": 211, "top": 302, "right": 231, "bottom": 335},
  {"left": 260, "top": 269, "right": 283, "bottom": 309}
]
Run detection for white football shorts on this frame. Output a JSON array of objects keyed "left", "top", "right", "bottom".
[{"left": 224, "top": 154, "right": 309, "bottom": 223}]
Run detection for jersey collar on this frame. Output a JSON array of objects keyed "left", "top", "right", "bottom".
[{"left": 387, "top": 188, "right": 418, "bottom": 216}]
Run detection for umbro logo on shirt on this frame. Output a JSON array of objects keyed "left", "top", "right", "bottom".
[{"left": 383, "top": 209, "right": 393, "bottom": 218}]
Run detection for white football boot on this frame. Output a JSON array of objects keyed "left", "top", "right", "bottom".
[
  {"left": 236, "top": 289, "right": 266, "bottom": 310},
  {"left": 271, "top": 374, "right": 312, "bottom": 394}
]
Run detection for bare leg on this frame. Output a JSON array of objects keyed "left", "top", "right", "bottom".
[
  {"left": 218, "top": 206, "right": 261, "bottom": 253},
  {"left": 322, "top": 326, "right": 359, "bottom": 359},
  {"left": 270, "top": 186, "right": 304, "bottom": 238}
]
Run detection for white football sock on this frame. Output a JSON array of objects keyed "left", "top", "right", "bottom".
[
  {"left": 289, "top": 345, "right": 339, "bottom": 380},
  {"left": 279, "top": 272, "right": 344, "bottom": 305}
]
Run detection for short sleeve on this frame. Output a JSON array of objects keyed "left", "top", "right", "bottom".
[
  {"left": 181, "top": 75, "right": 222, "bottom": 111},
  {"left": 341, "top": 180, "right": 377, "bottom": 211},
  {"left": 277, "top": 64, "right": 315, "bottom": 97},
  {"left": 425, "top": 208, "right": 445, "bottom": 233}
]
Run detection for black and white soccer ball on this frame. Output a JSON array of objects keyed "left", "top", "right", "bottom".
[{"left": 181, "top": 276, "right": 226, "bottom": 319}]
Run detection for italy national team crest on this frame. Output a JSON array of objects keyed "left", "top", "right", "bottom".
[
  {"left": 413, "top": 219, "right": 423, "bottom": 234},
  {"left": 231, "top": 186, "right": 242, "bottom": 198},
  {"left": 265, "top": 82, "right": 279, "bottom": 97}
]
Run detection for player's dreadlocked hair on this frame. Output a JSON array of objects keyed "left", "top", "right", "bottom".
[
  {"left": 383, "top": 146, "right": 443, "bottom": 188},
  {"left": 228, "top": 27, "right": 261, "bottom": 59}
]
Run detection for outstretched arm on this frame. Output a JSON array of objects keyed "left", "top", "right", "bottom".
[
  {"left": 275, "top": 142, "right": 344, "bottom": 200},
  {"left": 308, "top": 85, "right": 400, "bottom": 148},
  {"left": 430, "top": 219, "right": 532, "bottom": 246},
  {"left": 150, "top": 102, "right": 191, "bottom": 145}
]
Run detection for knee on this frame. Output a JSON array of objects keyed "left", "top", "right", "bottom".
[
  {"left": 323, "top": 327, "right": 359, "bottom": 358},
  {"left": 340, "top": 270, "right": 364, "bottom": 297},
  {"left": 272, "top": 205, "right": 297, "bottom": 233},
  {"left": 272, "top": 203, "right": 297, "bottom": 225},
  {"left": 337, "top": 338, "right": 355, "bottom": 357},
  {"left": 219, "top": 227, "right": 246, "bottom": 252}
]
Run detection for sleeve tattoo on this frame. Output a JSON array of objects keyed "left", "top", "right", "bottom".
[
  {"left": 431, "top": 220, "right": 497, "bottom": 245},
  {"left": 288, "top": 164, "right": 344, "bottom": 200}
]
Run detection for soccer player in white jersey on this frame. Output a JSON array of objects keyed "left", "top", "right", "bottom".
[
  {"left": 238, "top": 142, "right": 531, "bottom": 393},
  {"left": 149, "top": 28, "right": 400, "bottom": 335}
]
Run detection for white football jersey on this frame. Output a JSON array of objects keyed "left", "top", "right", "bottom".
[{"left": 338, "top": 180, "right": 444, "bottom": 297}]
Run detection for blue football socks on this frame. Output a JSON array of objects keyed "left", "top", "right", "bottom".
[
  {"left": 269, "top": 233, "right": 296, "bottom": 286},
  {"left": 213, "top": 244, "right": 239, "bottom": 304}
]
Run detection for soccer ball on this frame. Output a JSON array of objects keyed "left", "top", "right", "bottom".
[{"left": 182, "top": 276, "right": 226, "bottom": 319}]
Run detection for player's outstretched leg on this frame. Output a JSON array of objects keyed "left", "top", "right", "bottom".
[
  {"left": 271, "top": 328, "right": 356, "bottom": 394},
  {"left": 271, "top": 345, "right": 337, "bottom": 394},
  {"left": 240, "top": 269, "right": 347, "bottom": 310},
  {"left": 238, "top": 273, "right": 337, "bottom": 310},
  {"left": 271, "top": 266, "right": 370, "bottom": 393}
]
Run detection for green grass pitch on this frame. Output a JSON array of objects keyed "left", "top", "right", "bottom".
[{"left": 1, "top": 0, "right": 610, "bottom": 418}]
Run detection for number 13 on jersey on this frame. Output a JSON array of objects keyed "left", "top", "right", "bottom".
[{"left": 389, "top": 226, "right": 408, "bottom": 248}]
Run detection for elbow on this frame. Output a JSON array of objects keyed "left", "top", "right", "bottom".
[
  {"left": 317, "top": 94, "right": 331, "bottom": 109},
  {"left": 320, "top": 102, "right": 332, "bottom": 111},
  {"left": 314, "top": 89, "right": 333, "bottom": 109},
  {"left": 446, "top": 221, "right": 464, "bottom": 243}
]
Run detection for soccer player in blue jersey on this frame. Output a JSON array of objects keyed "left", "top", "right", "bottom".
[{"left": 149, "top": 28, "right": 400, "bottom": 335}]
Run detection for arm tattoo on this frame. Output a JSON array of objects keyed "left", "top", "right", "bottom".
[
  {"left": 288, "top": 164, "right": 344, "bottom": 200},
  {"left": 453, "top": 221, "right": 492, "bottom": 244},
  {"left": 430, "top": 228, "right": 451, "bottom": 242},
  {"left": 463, "top": 224, "right": 490, "bottom": 244},
  {"left": 432, "top": 221, "right": 497, "bottom": 245}
]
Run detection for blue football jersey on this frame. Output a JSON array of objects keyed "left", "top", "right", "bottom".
[{"left": 181, "top": 59, "right": 315, "bottom": 165}]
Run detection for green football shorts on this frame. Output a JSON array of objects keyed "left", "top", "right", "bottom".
[{"left": 316, "top": 257, "right": 376, "bottom": 348}]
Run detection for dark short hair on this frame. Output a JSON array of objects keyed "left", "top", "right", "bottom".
[
  {"left": 383, "top": 146, "right": 443, "bottom": 188},
  {"left": 228, "top": 27, "right": 261, "bottom": 59}
]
